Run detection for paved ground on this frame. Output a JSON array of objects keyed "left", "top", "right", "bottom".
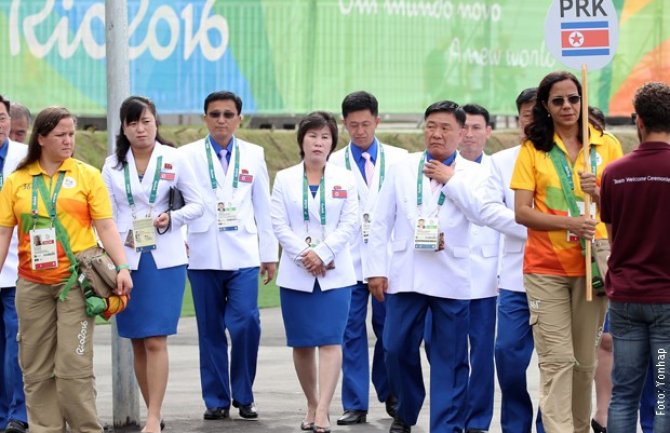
[{"left": 93, "top": 307, "right": 541, "bottom": 433}]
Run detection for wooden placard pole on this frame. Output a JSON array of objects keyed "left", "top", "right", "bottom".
[{"left": 581, "top": 64, "right": 593, "bottom": 302}]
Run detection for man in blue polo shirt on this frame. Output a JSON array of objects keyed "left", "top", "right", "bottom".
[{"left": 600, "top": 81, "right": 670, "bottom": 433}]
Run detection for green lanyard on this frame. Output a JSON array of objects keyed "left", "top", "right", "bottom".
[
  {"left": 344, "top": 142, "right": 386, "bottom": 191},
  {"left": 32, "top": 172, "right": 65, "bottom": 227},
  {"left": 548, "top": 144, "right": 598, "bottom": 251},
  {"left": 205, "top": 136, "right": 240, "bottom": 191},
  {"left": 302, "top": 167, "right": 326, "bottom": 233},
  {"left": 550, "top": 145, "right": 597, "bottom": 193},
  {"left": 416, "top": 152, "right": 446, "bottom": 209},
  {"left": 123, "top": 156, "right": 163, "bottom": 215}
]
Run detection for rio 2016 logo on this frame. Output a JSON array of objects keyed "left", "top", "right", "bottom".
[{"left": 8, "top": 0, "right": 229, "bottom": 61}]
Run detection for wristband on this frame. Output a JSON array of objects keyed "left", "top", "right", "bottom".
[{"left": 116, "top": 264, "right": 131, "bottom": 272}]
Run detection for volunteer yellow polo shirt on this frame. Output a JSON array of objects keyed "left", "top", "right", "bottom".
[
  {"left": 0, "top": 158, "right": 112, "bottom": 284},
  {"left": 510, "top": 125, "right": 623, "bottom": 276}
]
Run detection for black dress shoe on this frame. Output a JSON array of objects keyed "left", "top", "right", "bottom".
[
  {"left": 5, "top": 420, "right": 28, "bottom": 433},
  {"left": 337, "top": 410, "right": 367, "bottom": 425},
  {"left": 203, "top": 407, "right": 229, "bottom": 420},
  {"left": 385, "top": 395, "right": 398, "bottom": 418},
  {"left": 232, "top": 401, "right": 258, "bottom": 419},
  {"left": 389, "top": 417, "right": 411, "bottom": 433}
]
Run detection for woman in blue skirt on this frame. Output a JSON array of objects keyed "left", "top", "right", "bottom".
[
  {"left": 102, "top": 96, "right": 203, "bottom": 433},
  {"left": 270, "top": 112, "right": 359, "bottom": 433}
]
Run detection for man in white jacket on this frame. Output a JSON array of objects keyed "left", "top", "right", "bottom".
[
  {"left": 180, "top": 91, "right": 278, "bottom": 421},
  {"left": 0, "top": 94, "right": 28, "bottom": 433},
  {"left": 478, "top": 88, "right": 545, "bottom": 433},
  {"left": 366, "top": 101, "right": 486, "bottom": 433},
  {"left": 330, "top": 91, "right": 407, "bottom": 426},
  {"left": 458, "top": 103, "right": 500, "bottom": 433}
]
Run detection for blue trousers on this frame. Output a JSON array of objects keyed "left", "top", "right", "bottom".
[
  {"left": 608, "top": 301, "right": 670, "bottom": 433},
  {"left": 640, "top": 357, "right": 656, "bottom": 433},
  {"left": 188, "top": 267, "right": 261, "bottom": 409},
  {"left": 495, "top": 289, "right": 544, "bottom": 433},
  {"left": 465, "top": 296, "right": 497, "bottom": 431},
  {"left": 0, "top": 288, "right": 27, "bottom": 426},
  {"left": 385, "top": 292, "right": 469, "bottom": 432},
  {"left": 341, "top": 282, "right": 390, "bottom": 411}
]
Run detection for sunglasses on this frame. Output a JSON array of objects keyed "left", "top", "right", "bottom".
[
  {"left": 549, "top": 95, "right": 581, "bottom": 107},
  {"left": 207, "top": 111, "right": 237, "bottom": 119}
]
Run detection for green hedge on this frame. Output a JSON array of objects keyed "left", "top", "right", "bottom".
[{"left": 75, "top": 127, "right": 639, "bottom": 179}]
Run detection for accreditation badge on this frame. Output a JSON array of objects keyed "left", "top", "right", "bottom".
[
  {"left": 567, "top": 201, "right": 598, "bottom": 242},
  {"left": 29, "top": 227, "right": 58, "bottom": 270},
  {"left": 361, "top": 213, "right": 371, "bottom": 244},
  {"left": 132, "top": 217, "right": 157, "bottom": 252},
  {"left": 414, "top": 217, "right": 440, "bottom": 250},
  {"left": 216, "top": 202, "right": 239, "bottom": 231}
]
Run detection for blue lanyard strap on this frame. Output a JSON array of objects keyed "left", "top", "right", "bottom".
[
  {"left": 416, "top": 152, "right": 446, "bottom": 208},
  {"left": 302, "top": 167, "right": 326, "bottom": 227},
  {"left": 205, "top": 136, "right": 240, "bottom": 190},
  {"left": 344, "top": 143, "right": 386, "bottom": 191},
  {"left": 123, "top": 156, "right": 163, "bottom": 208}
]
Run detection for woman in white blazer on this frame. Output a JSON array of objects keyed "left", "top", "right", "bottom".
[
  {"left": 101, "top": 96, "right": 203, "bottom": 433},
  {"left": 270, "top": 112, "right": 358, "bottom": 433}
]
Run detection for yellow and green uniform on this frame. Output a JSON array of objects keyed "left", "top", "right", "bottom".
[
  {"left": 510, "top": 125, "right": 623, "bottom": 276},
  {"left": 0, "top": 158, "right": 112, "bottom": 284}
]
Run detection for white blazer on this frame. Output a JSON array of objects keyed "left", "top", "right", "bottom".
[
  {"left": 271, "top": 163, "right": 358, "bottom": 292},
  {"left": 0, "top": 140, "right": 27, "bottom": 288},
  {"left": 179, "top": 137, "right": 278, "bottom": 270},
  {"left": 101, "top": 143, "right": 204, "bottom": 270},
  {"left": 468, "top": 154, "right": 500, "bottom": 299},
  {"left": 364, "top": 152, "right": 486, "bottom": 300},
  {"left": 329, "top": 142, "right": 408, "bottom": 281},
  {"left": 480, "top": 145, "right": 527, "bottom": 293}
]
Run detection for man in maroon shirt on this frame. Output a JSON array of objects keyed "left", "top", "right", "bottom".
[{"left": 600, "top": 82, "right": 670, "bottom": 433}]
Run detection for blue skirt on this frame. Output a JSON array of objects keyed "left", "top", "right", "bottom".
[
  {"left": 280, "top": 282, "right": 353, "bottom": 348},
  {"left": 116, "top": 252, "right": 186, "bottom": 339}
]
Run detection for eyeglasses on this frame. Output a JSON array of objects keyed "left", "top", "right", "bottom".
[
  {"left": 207, "top": 111, "right": 237, "bottom": 119},
  {"left": 549, "top": 95, "right": 581, "bottom": 107},
  {"left": 631, "top": 113, "right": 638, "bottom": 124}
]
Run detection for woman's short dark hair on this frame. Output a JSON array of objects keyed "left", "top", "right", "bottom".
[
  {"left": 525, "top": 71, "right": 602, "bottom": 152},
  {"left": 16, "top": 107, "right": 76, "bottom": 171},
  {"left": 115, "top": 96, "right": 174, "bottom": 168},
  {"left": 296, "top": 111, "right": 338, "bottom": 159}
]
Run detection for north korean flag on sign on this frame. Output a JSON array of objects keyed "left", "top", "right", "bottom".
[{"left": 560, "top": 21, "right": 610, "bottom": 57}]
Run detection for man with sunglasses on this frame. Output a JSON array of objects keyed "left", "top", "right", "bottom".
[{"left": 179, "top": 91, "right": 278, "bottom": 421}]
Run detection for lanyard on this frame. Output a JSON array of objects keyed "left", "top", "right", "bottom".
[
  {"left": 416, "top": 152, "right": 446, "bottom": 209},
  {"left": 344, "top": 142, "right": 385, "bottom": 190},
  {"left": 552, "top": 145, "right": 597, "bottom": 191},
  {"left": 31, "top": 172, "right": 65, "bottom": 227},
  {"left": 302, "top": 167, "right": 326, "bottom": 233},
  {"left": 205, "top": 136, "right": 240, "bottom": 191},
  {"left": 123, "top": 156, "right": 163, "bottom": 215}
]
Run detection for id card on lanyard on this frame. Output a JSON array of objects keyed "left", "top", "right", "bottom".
[
  {"left": 414, "top": 153, "right": 446, "bottom": 251},
  {"left": 124, "top": 156, "right": 162, "bottom": 252},
  {"left": 30, "top": 173, "right": 65, "bottom": 270},
  {"left": 205, "top": 136, "right": 241, "bottom": 231},
  {"left": 344, "top": 143, "right": 385, "bottom": 243},
  {"left": 302, "top": 168, "right": 326, "bottom": 248}
]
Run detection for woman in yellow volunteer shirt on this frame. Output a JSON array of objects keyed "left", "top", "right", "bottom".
[
  {"left": 510, "top": 71, "right": 622, "bottom": 433},
  {"left": 0, "top": 107, "right": 132, "bottom": 433}
]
